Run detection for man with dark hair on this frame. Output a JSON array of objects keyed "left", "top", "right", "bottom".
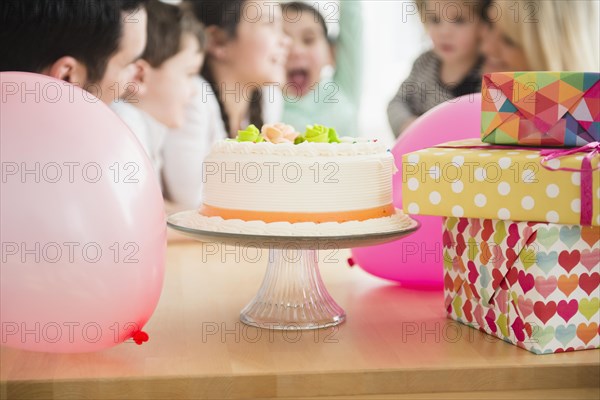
[{"left": 0, "top": 0, "right": 148, "bottom": 104}]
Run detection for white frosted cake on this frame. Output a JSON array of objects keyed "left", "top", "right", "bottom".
[{"left": 200, "top": 123, "right": 396, "bottom": 224}]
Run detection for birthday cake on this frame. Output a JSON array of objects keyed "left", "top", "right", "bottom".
[{"left": 199, "top": 123, "right": 399, "bottom": 225}]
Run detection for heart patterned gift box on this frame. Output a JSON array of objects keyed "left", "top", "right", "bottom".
[
  {"left": 443, "top": 217, "right": 599, "bottom": 354},
  {"left": 481, "top": 72, "right": 599, "bottom": 147}
]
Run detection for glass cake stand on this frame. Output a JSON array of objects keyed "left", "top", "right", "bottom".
[{"left": 167, "top": 212, "right": 420, "bottom": 330}]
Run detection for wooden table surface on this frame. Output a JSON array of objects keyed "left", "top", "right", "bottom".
[{"left": 2, "top": 242, "right": 599, "bottom": 399}]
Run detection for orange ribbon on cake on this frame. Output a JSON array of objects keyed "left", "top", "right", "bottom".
[{"left": 200, "top": 204, "right": 395, "bottom": 223}]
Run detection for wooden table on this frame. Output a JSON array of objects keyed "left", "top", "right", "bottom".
[{"left": 2, "top": 243, "right": 599, "bottom": 399}]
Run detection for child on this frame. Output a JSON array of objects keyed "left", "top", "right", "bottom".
[
  {"left": 162, "top": 0, "right": 290, "bottom": 209},
  {"left": 0, "top": 0, "right": 148, "bottom": 104},
  {"left": 387, "top": 0, "right": 490, "bottom": 137},
  {"left": 282, "top": 1, "right": 362, "bottom": 137},
  {"left": 111, "top": 0, "right": 204, "bottom": 186}
]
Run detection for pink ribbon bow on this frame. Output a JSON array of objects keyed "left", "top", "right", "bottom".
[
  {"left": 539, "top": 142, "right": 600, "bottom": 225},
  {"left": 433, "top": 141, "right": 600, "bottom": 225}
]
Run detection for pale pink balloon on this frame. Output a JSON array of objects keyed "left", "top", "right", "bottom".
[
  {"left": 352, "top": 94, "right": 482, "bottom": 288},
  {"left": 1, "top": 72, "right": 166, "bottom": 352}
]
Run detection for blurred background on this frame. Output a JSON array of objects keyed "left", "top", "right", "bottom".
[
  {"left": 163, "top": 0, "right": 431, "bottom": 145},
  {"left": 359, "top": 1, "right": 427, "bottom": 145}
]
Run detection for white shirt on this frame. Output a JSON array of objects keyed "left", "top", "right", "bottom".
[
  {"left": 161, "top": 76, "right": 283, "bottom": 209},
  {"left": 110, "top": 101, "right": 168, "bottom": 190}
]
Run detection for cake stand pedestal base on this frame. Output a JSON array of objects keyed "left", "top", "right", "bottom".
[{"left": 240, "top": 248, "right": 345, "bottom": 330}]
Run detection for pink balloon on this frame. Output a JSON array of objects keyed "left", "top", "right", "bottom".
[
  {"left": 1, "top": 72, "right": 166, "bottom": 352},
  {"left": 352, "top": 94, "right": 482, "bottom": 288}
]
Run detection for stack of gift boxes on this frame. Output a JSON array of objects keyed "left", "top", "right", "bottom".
[{"left": 402, "top": 72, "right": 600, "bottom": 354}]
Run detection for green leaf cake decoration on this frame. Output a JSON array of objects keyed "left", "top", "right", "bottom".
[{"left": 236, "top": 124, "right": 264, "bottom": 143}]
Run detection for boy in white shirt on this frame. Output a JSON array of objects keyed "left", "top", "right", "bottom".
[{"left": 112, "top": 0, "right": 204, "bottom": 191}]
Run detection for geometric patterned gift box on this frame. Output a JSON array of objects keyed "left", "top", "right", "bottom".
[
  {"left": 481, "top": 72, "right": 599, "bottom": 147},
  {"left": 443, "top": 217, "right": 600, "bottom": 354}
]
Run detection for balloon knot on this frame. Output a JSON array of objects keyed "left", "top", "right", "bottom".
[
  {"left": 132, "top": 330, "right": 149, "bottom": 345},
  {"left": 347, "top": 257, "right": 355, "bottom": 268}
]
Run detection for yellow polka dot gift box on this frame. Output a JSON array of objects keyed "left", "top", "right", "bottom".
[{"left": 402, "top": 139, "right": 600, "bottom": 226}]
